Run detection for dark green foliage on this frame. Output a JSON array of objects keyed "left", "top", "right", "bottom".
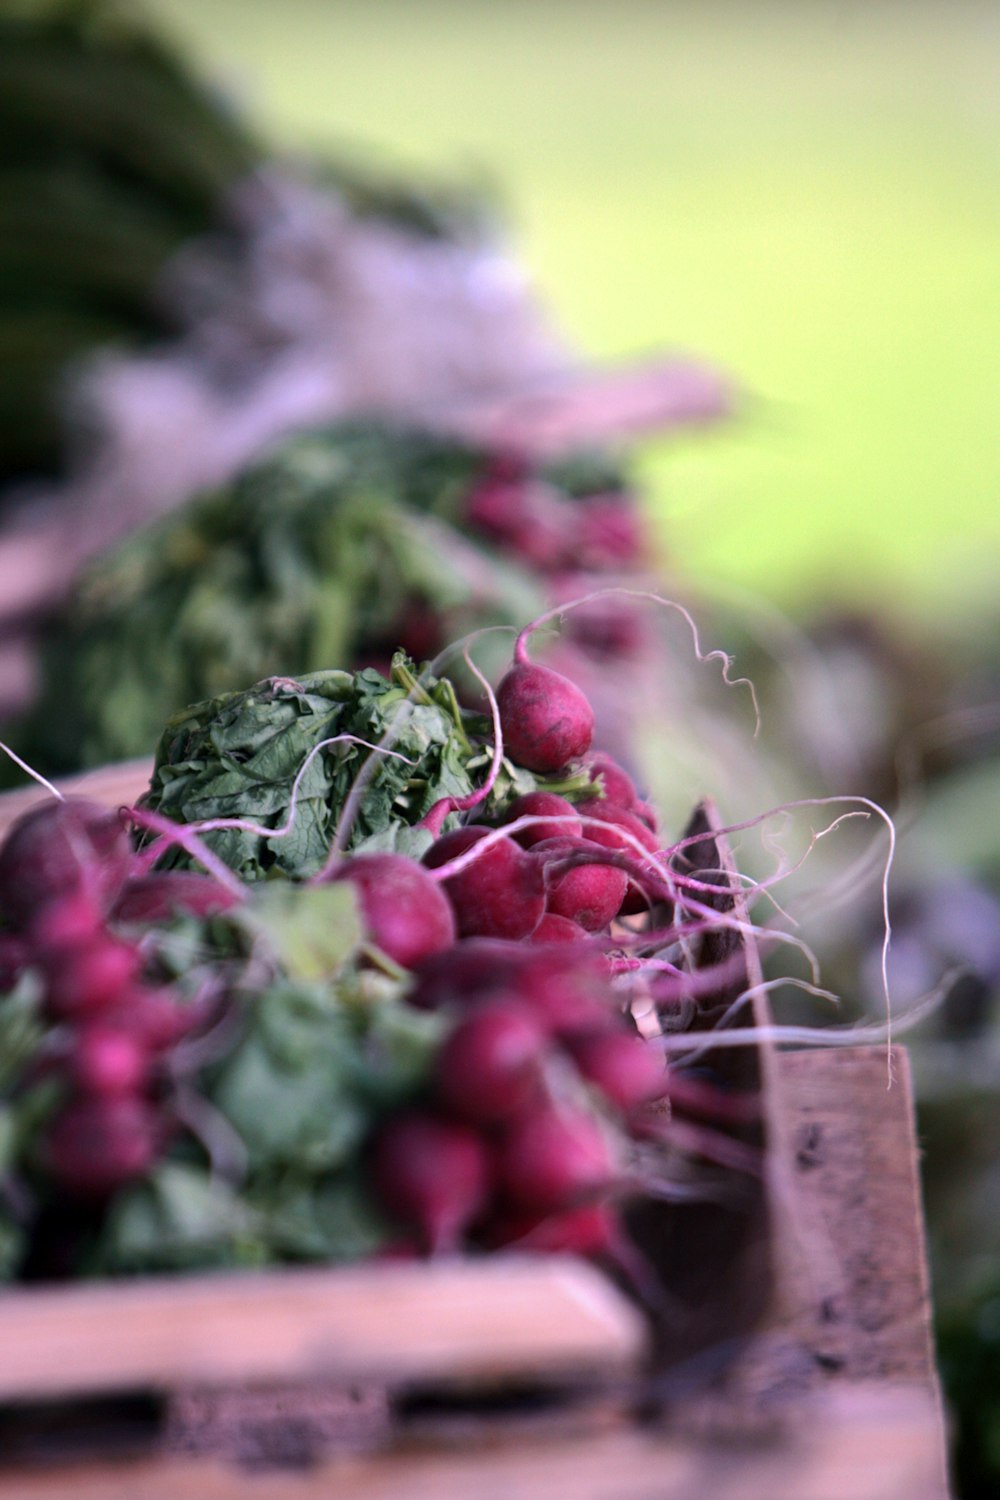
[{"left": 15, "top": 423, "right": 544, "bottom": 773}]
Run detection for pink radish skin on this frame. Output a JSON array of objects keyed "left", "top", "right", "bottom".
[
  {"left": 577, "top": 806, "right": 664, "bottom": 915},
  {"left": 585, "top": 754, "right": 640, "bottom": 810},
  {"left": 28, "top": 891, "right": 104, "bottom": 950},
  {"left": 370, "top": 1111, "right": 490, "bottom": 1254},
  {"left": 544, "top": 854, "right": 628, "bottom": 932},
  {"left": 72, "top": 1026, "right": 150, "bottom": 1098},
  {"left": 330, "top": 853, "right": 456, "bottom": 968},
  {"left": 434, "top": 1003, "right": 546, "bottom": 1125},
  {"left": 0, "top": 799, "right": 131, "bottom": 928},
  {"left": 44, "top": 1096, "right": 160, "bottom": 1198},
  {"left": 530, "top": 913, "right": 590, "bottom": 944},
  {"left": 503, "top": 792, "right": 583, "bottom": 849},
  {"left": 495, "top": 662, "right": 595, "bottom": 774},
  {"left": 482, "top": 1202, "right": 619, "bottom": 1257},
  {"left": 495, "top": 1104, "right": 615, "bottom": 1212},
  {"left": 112, "top": 872, "right": 241, "bottom": 925},
  {"left": 531, "top": 835, "right": 628, "bottom": 930},
  {"left": 424, "top": 828, "right": 545, "bottom": 941},
  {"left": 42, "top": 937, "right": 140, "bottom": 1022},
  {"left": 409, "top": 940, "right": 612, "bottom": 1036},
  {"left": 104, "top": 988, "right": 201, "bottom": 1052},
  {"left": 569, "top": 1031, "right": 667, "bottom": 1113}
]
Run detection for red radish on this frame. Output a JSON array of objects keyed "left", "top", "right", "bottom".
[
  {"left": 407, "top": 938, "right": 531, "bottom": 1012},
  {"left": 28, "top": 891, "right": 104, "bottom": 950},
  {"left": 582, "top": 803, "right": 659, "bottom": 854},
  {"left": 370, "top": 1111, "right": 490, "bottom": 1254},
  {"left": 576, "top": 496, "right": 644, "bottom": 567},
  {"left": 531, "top": 833, "right": 629, "bottom": 924},
  {"left": 542, "top": 850, "right": 628, "bottom": 932},
  {"left": 530, "top": 913, "right": 589, "bottom": 944},
  {"left": 434, "top": 1003, "right": 546, "bottom": 1124},
  {"left": 569, "top": 1032, "right": 667, "bottom": 1113},
  {"left": 496, "top": 662, "right": 595, "bottom": 773},
  {"left": 465, "top": 476, "right": 572, "bottom": 571},
  {"left": 112, "top": 872, "right": 242, "bottom": 925},
  {"left": 482, "top": 1201, "right": 618, "bottom": 1257},
  {"left": 42, "top": 936, "right": 140, "bottom": 1021},
  {"left": 579, "top": 804, "right": 662, "bottom": 914},
  {"left": 44, "top": 1095, "right": 160, "bottom": 1198},
  {"left": 424, "top": 828, "right": 545, "bottom": 941},
  {"left": 495, "top": 1104, "right": 614, "bottom": 1212},
  {"left": 585, "top": 754, "right": 640, "bottom": 810},
  {"left": 503, "top": 792, "right": 583, "bottom": 848},
  {"left": 512, "top": 947, "right": 614, "bottom": 1036},
  {"left": 409, "top": 940, "right": 611, "bottom": 1036},
  {"left": 329, "top": 853, "right": 456, "bottom": 968},
  {"left": 72, "top": 1026, "right": 150, "bottom": 1098},
  {"left": 105, "top": 987, "right": 201, "bottom": 1052},
  {"left": 0, "top": 799, "right": 131, "bottom": 928}
]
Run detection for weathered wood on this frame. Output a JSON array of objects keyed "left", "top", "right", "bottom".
[
  {"left": 0, "top": 1382, "right": 947, "bottom": 1500},
  {"left": 0, "top": 1257, "right": 645, "bottom": 1404},
  {"left": 770, "top": 1045, "right": 940, "bottom": 1383}
]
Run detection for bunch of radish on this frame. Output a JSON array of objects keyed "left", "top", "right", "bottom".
[
  {"left": 464, "top": 454, "right": 649, "bottom": 663},
  {"left": 0, "top": 632, "right": 758, "bottom": 1283},
  {"left": 0, "top": 800, "right": 237, "bottom": 1205},
  {"left": 324, "top": 651, "right": 714, "bottom": 1262}
]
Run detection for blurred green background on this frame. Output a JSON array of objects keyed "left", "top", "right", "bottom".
[{"left": 152, "top": 0, "right": 1000, "bottom": 631}]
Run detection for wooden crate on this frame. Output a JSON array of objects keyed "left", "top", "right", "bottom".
[{"left": 0, "top": 773, "right": 951, "bottom": 1498}]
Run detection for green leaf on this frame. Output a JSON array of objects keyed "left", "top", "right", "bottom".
[
  {"left": 244, "top": 881, "right": 361, "bottom": 981},
  {"left": 209, "top": 982, "right": 369, "bottom": 1173},
  {"left": 96, "top": 1162, "right": 258, "bottom": 1274}
]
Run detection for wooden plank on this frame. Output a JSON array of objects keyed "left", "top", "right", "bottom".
[
  {"left": 0, "top": 1256, "right": 645, "bottom": 1403},
  {"left": 770, "top": 1045, "right": 940, "bottom": 1382},
  {"left": 0, "top": 759, "right": 152, "bottom": 838},
  {"left": 0, "top": 1382, "right": 948, "bottom": 1500}
]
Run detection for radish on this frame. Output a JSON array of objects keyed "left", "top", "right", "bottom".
[
  {"left": 578, "top": 804, "right": 662, "bottom": 914},
  {"left": 424, "top": 828, "right": 545, "bottom": 941},
  {"left": 0, "top": 799, "right": 131, "bottom": 929},
  {"left": 407, "top": 938, "right": 530, "bottom": 1012},
  {"left": 481, "top": 1201, "right": 619, "bottom": 1257},
  {"left": 569, "top": 1032, "right": 667, "bottom": 1113},
  {"left": 540, "top": 843, "right": 628, "bottom": 932},
  {"left": 530, "top": 913, "right": 589, "bottom": 944},
  {"left": 585, "top": 754, "right": 640, "bottom": 811},
  {"left": 409, "top": 940, "right": 612, "bottom": 1036},
  {"left": 43, "top": 1096, "right": 160, "bottom": 1199},
  {"left": 503, "top": 792, "right": 583, "bottom": 848},
  {"left": 28, "top": 891, "right": 104, "bottom": 949},
  {"left": 434, "top": 1003, "right": 546, "bottom": 1124},
  {"left": 330, "top": 852, "right": 456, "bottom": 968},
  {"left": 370, "top": 1110, "right": 490, "bottom": 1254},
  {"left": 582, "top": 803, "right": 659, "bottom": 854},
  {"left": 112, "top": 871, "right": 242, "bottom": 925},
  {"left": 494, "top": 1104, "right": 614, "bottom": 1212},
  {"left": 71, "top": 1025, "right": 150, "bottom": 1098},
  {"left": 41, "top": 936, "right": 140, "bottom": 1022},
  {"left": 495, "top": 661, "right": 595, "bottom": 773}
]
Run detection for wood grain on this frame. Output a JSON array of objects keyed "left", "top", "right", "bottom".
[
  {"left": 0, "top": 1256, "right": 645, "bottom": 1403},
  {"left": 0, "top": 1382, "right": 947, "bottom": 1500}
]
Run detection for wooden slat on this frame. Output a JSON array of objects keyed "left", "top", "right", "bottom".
[
  {"left": 0, "top": 759, "right": 152, "bottom": 838},
  {"left": 0, "top": 1382, "right": 948, "bottom": 1500},
  {"left": 770, "top": 1045, "right": 941, "bottom": 1382},
  {"left": 0, "top": 1256, "right": 645, "bottom": 1403}
]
